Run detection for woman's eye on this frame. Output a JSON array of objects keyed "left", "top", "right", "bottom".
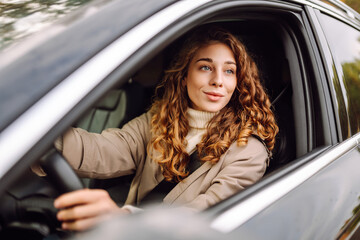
[
  {"left": 200, "top": 66, "right": 211, "bottom": 71},
  {"left": 225, "top": 69, "right": 235, "bottom": 74}
]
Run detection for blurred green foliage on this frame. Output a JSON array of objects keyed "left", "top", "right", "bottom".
[{"left": 343, "top": 59, "right": 360, "bottom": 133}]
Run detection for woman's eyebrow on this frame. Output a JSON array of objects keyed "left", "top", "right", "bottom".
[
  {"left": 196, "top": 57, "right": 212, "bottom": 63},
  {"left": 196, "top": 58, "right": 236, "bottom": 66},
  {"left": 224, "top": 61, "right": 236, "bottom": 66}
]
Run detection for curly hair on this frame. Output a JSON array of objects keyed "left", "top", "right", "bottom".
[{"left": 149, "top": 26, "right": 278, "bottom": 182}]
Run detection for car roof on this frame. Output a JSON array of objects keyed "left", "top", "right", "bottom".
[{"left": 0, "top": 0, "right": 174, "bottom": 132}]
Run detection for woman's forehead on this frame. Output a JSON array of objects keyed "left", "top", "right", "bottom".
[{"left": 191, "top": 43, "right": 236, "bottom": 63}]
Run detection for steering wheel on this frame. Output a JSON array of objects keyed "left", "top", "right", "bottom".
[
  {"left": 39, "top": 149, "right": 84, "bottom": 193},
  {"left": 0, "top": 149, "right": 84, "bottom": 240}
]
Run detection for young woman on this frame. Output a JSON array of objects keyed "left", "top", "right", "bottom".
[{"left": 53, "top": 26, "right": 278, "bottom": 231}]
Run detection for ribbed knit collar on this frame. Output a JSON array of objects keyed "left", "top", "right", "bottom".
[{"left": 187, "top": 108, "right": 217, "bottom": 129}]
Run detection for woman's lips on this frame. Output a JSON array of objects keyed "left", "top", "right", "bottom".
[{"left": 204, "top": 91, "right": 224, "bottom": 101}]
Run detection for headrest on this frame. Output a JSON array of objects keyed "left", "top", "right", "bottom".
[{"left": 96, "top": 89, "right": 124, "bottom": 110}]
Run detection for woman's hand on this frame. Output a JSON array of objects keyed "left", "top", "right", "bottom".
[{"left": 54, "top": 189, "right": 130, "bottom": 231}]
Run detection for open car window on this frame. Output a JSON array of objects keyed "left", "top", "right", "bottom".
[{"left": 71, "top": 6, "right": 327, "bottom": 204}]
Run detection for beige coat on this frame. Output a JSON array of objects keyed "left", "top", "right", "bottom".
[{"left": 62, "top": 112, "right": 268, "bottom": 211}]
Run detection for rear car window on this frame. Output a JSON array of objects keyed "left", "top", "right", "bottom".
[{"left": 318, "top": 13, "right": 360, "bottom": 135}]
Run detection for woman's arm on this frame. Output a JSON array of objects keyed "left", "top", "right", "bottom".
[
  {"left": 53, "top": 113, "right": 152, "bottom": 231},
  {"left": 60, "top": 112, "right": 152, "bottom": 179}
]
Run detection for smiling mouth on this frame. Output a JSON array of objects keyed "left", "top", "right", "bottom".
[
  {"left": 204, "top": 91, "right": 224, "bottom": 97},
  {"left": 204, "top": 91, "right": 224, "bottom": 101}
]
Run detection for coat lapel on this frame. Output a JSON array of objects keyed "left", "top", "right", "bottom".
[
  {"left": 163, "top": 161, "right": 212, "bottom": 204},
  {"left": 136, "top": 155, "right": 163, "bottom": 203}
]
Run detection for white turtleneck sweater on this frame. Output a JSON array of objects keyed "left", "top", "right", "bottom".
[{"left": 185, "top": 108, "right": 217, "bottom": 154}]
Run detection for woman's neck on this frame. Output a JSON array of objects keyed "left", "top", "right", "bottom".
[{"left": 187, "top": 108, "right": 217, "bottom": 129}]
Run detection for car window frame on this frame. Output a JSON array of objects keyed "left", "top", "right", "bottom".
[{"left": 65, "top": 0, "right": 330, "bottom": 216}]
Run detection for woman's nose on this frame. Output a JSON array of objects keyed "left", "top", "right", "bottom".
[{"left": 210, "top": 71, "right": 223, "bottom": 87}]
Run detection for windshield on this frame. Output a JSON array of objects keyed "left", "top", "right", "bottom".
[{"left": 0, "top": 0, "right": 93, "bottom": 51}]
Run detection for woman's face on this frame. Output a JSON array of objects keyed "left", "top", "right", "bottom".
[{"left": 185, "top": 42, "right": 237, "bottom": 112}]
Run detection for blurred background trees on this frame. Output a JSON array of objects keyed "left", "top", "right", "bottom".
[
  {"left": 1, "top": 0, "right": 360, "bottom": 51},
  {"left": 0, "top": 0, "right": 92, "bottom": 50},
  {"left": 343, "top": 0, "right": 360, "bottom": 13}
]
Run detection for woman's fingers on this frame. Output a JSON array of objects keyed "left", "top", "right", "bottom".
[
  {"left": 54, "top": 188, "right": 128, "bottom": 231},
  {"left": 54, "top": 189, "right": 109, "bottom": 209},
  {"left": 57, "top": 199, "right": 116, "bottom": 221},
  {"left": 61, "top": 216, "right": 104, "bottom": 231}
]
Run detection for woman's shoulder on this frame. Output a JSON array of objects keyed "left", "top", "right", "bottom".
[
  {"left": 229, "top": 135, "right": 266, "bottom": 150},
  {"left": 101, "top": 111, "right": 152, "bottom": 138},
  {"left": 224, "top": 135, "right": 268, "bottom": 163}
]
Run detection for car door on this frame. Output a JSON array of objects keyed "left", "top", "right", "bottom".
[
  {"left": 313, "top": 5, "right": 360, "bottom": 239},
  {"left": 207, "top": 1, "right": 360, "bottom": 240}
]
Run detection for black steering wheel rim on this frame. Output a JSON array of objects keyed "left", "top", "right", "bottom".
[{"left": 40, "top": 149, "right": 84, "bottom": 194}]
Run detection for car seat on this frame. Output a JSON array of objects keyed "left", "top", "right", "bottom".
[{"left": 233, "top": 23, "right": 296, "bottom": 174}]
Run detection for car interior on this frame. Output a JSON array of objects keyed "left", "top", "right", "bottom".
[{"left": 0, "top": 15, "right": 307, "bottom": 239}]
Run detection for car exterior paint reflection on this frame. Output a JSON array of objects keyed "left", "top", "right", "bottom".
[{"left": 337, "top": 196, "right": 360, "bottom": 240}]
